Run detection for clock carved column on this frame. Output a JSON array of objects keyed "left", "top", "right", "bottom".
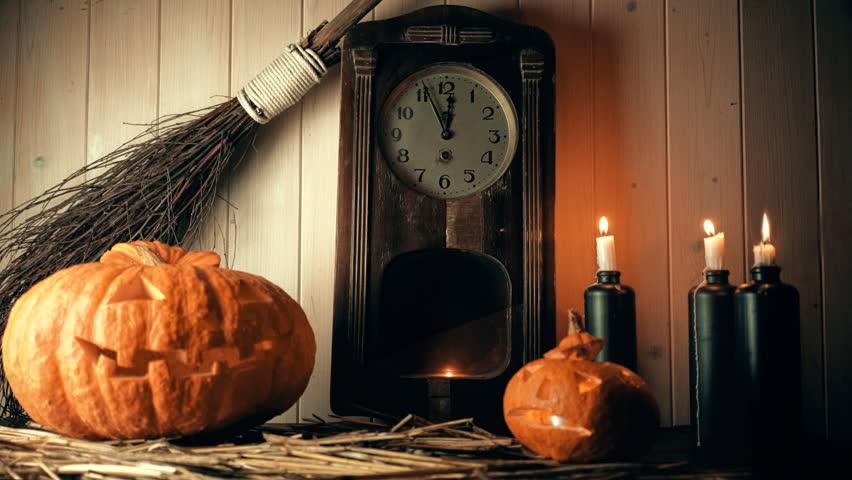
[
  {"left": 521, "top": 49, "right": 545, "bottom": 363},
  {"left": 348, "top": 47, "right": 376, "bottom": 363}
]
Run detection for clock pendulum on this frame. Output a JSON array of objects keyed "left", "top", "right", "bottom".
[{"left": 330, "top": 5, "right": 555, "bottom": 431}]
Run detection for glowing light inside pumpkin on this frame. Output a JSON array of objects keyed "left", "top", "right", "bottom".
[
  {"left": 703, "top": 219, "right": 716, "bottom": 237},
  {"left": 599, "top": 216, "right": 609, "bottom": 236},
  {"left": 508, "top": 408, "right": 592, "bottom": 435}
]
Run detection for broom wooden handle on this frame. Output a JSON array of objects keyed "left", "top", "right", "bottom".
[{"left": 300, "top": 0, "right": 384, "bottom": 66}]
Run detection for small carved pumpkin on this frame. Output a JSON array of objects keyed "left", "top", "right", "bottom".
[
  {"left": 503, "top": 312, "right": 659, "bottom": 462},
  {"left": 2, "top": 241, "right": 315, "bottom": 440}
]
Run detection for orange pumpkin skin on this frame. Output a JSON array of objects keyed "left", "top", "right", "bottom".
[
  {"left": 504, "top": 322, "right": 659, "bottom": 462},
  {"left": 2, "top": 241, "right": 315, "bottom": 440}
]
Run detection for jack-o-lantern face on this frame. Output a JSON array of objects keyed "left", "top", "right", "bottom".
[
  {"left": 2, "top": 241, "right": 315, "bottom": 440},
  {"left": 503, "top": 317, "right": 659, "bottom": 462}
]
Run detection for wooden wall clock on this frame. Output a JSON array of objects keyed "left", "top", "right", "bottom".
[{"left": 331, "top": 5, "right": 555, "bottom": 430}]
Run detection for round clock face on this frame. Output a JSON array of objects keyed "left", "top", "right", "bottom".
[{"left": 379, "top": 64, "right": 519, "bottom": 199}]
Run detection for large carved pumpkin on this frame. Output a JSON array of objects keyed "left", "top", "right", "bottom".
[
  {"left": 2, "top": 241, "right": 315, "bottom": 440},
  {"left": 503, "top": 313, "right": 659, "bottom": 462}
]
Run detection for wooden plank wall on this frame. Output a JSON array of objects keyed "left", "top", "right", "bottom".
[
  {"left": 0, "top": 0, "right": 848, "bottom": 435},
  {"left": 0, "top": 0, "right": 18, "bottom": 273},
  {"left": 740, "top": 0, "right": 824, "bottom": 436},
  {"left": 814, "top": 0, "right": 852, "bottom": 438},
  {"left": 666, "top": 0, "right": 743, "bottom": 427}
]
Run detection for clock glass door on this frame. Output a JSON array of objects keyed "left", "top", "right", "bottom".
[{"left": 373, "top": 249, "right": 511, "bottom": 379}]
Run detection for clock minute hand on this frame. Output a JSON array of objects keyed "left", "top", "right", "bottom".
[{"left": 423, "top": 83, "right": 448, "bottom": 135}]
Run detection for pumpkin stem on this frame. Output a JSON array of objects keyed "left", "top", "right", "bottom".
[
  {"left": 110, "top": 243, "right": 166, "bottom": 266},
  {"left": 566, "top": 309, "right": 585, "bottom": 335}
]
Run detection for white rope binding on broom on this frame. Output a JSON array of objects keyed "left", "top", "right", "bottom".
[{"left": 237, "top": 44, "right": 327, "bottom": 124}]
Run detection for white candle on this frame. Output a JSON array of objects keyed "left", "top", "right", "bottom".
[
  {"left": 753, "top": 212, "right": 776, "bottom": 266},
  {"left": 596, "top": 216, "right": 617, "bottom": 271},
  {"left": 703, "top": 219, "right": 725, "bottom": 270}
]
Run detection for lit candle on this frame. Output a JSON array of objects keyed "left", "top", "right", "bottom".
[
  {"left": 702, "top": 219, "right": 725, "bottom": 270},
  {"left": 752, "top": 213, "right": 776, "bottom": 266},
  {"left": 596, "top": 216, "right": 616, "bottom": 271},
  {"left": 442, "top": 368, "right": 454, "bottom": 378}
]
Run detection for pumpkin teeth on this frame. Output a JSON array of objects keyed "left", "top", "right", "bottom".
[{"left": 74, "top": 336, "right": 286, "bottom": 379}]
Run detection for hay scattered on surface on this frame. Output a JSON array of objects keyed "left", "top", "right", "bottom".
[{"left": 0, "top": 415, "right": 694, "bottom": 479}]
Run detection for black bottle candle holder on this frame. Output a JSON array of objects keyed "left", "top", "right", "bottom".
[
  {"left": 734, "top": 265, "right": 801, "bottom": 473},
  {"left": 584, "top": 270, "right": 637, "bottom": 371},
  {"left": 688, "top": 269, "right": 737, "bottom": 466}
]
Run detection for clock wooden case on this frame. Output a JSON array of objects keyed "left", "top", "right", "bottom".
[{"left": 331, "top": 5, "right": 555, "bottom": 430}]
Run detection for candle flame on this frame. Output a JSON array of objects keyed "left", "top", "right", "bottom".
[
  {"left": 761, "top": 213, "right": 770, "bottom": 243},
  {"left": 598, "top": 216, "right": 609, "bottom": 236},
  {"left": 703, "top": 219, "right": 716, "bottom": 237},
  {"left": 443, "top": 369, "right": 454, "bottom": 378}
]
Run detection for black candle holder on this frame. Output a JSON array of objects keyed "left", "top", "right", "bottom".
[
  {"left": 584, "top": 270, "right": 637, "bottom": 370},
  {"left": 734, "top": 265, "right": 801, "bottom": 473},
  {"left": 688, "top": 270, "right": 738, "bottom": 467}
]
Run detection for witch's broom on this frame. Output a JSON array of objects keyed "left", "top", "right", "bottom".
[{"left": 0, "top": 0, "right": 383, "bottom": 423}]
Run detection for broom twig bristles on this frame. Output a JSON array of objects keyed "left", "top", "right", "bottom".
[
  {"left": 0, "top": 0, "right": 383, "bottom": 423},
  {"left": 0, "top": 99, "right": 259, "bottom": 422}
]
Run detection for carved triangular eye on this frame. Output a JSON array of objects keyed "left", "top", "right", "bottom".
[
  {"left": 235, "top": 280, "right": 273, "bottom": 305},
  {"left": 574, "top": 369, "right": 603, "bottom": 394},
  {"left": 536, "top": 378, "right": 553, "bottom": 400},
  {"left": 107, "top": 276, "right": 165, "bottom": 304},
  {"left": 521, "top": 362, "right": 544, "bottom": 381}
]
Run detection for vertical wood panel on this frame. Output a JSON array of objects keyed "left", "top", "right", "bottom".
[
  {"left": 14, "top": 0, "right": 88, "bottom": 207},
  {"left": 448, "top": 0, "right": 519, "bottom": 19},
  {"left": 159, "top": 0, "right": 231, "bottom": 256},
  {"left": 87, "top": 0, "right": 159, "bottom": 169},
  {"left": 593, "top": 0, "right": 671, "bottom": 425},
  {"left": 0, "top": 0, "right": 18, "bottom": 228},
  {"left": 231, "top": 0, "right": 303, "bottom": 423},
  {"left": 375, "top": 0, "right": 444, "bottom": 19},
  {"left": 666, "top": 0, "right": 743, "bottom": 426},
  {"left": 814, "top": 0, "right": 852, "bottom": 438},
  {"left": 299, "top": 0, "right": 350, "bottom": 421},
  {"left": 520, "top": 0, "right": 594, "bottom": 339},
  {"left": 740, "top": 0, "right": 824, "bottom": 436}
]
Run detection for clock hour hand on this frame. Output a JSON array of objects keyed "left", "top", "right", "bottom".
[
  {"left": 423, "top": 82, "right": 451, "bottom": 139},
  {"left": 443, "top": 94, "right": 456, "bottom": 136}
]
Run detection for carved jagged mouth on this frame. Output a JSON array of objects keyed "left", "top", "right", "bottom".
[
  {"left": 507, "top": 408, "right": 593, "bottom": 436},
  {"left": 75, "top": 336, "right": 284, "bottom": 379}
]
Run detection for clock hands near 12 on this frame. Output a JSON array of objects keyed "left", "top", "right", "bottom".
[
  {"left": 424, "top": 81, "right": 455, "bottom": 140},
  {"left": 422, "top": 82, "right": 447, "bottom": 137},
  {"left": 443, "top": 94, "right": 456, "bottom": 137}
]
